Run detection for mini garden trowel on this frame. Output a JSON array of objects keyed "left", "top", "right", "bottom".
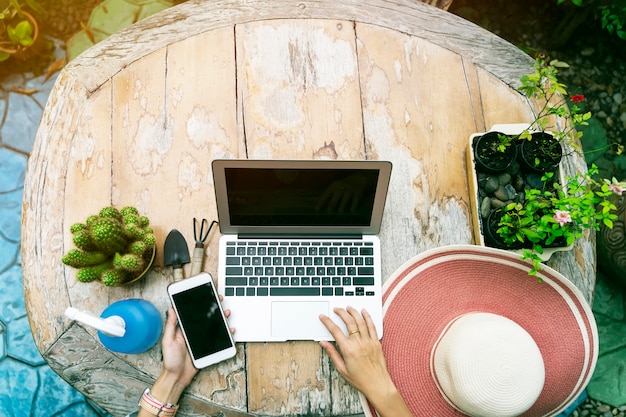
[{"left": 164, "top": 229, "right": 190, "bottom": 281}]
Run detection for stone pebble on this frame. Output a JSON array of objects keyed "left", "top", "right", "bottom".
[
  {"left": 477, "top": 161, "right": 542, "bottom": 219},
  {"left": 570, "top": 397, "right": 626, "bottom": 417}
]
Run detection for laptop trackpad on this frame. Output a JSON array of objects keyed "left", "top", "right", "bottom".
[{"left": 271, "top": 301, "right": 330, "bottom": 341}]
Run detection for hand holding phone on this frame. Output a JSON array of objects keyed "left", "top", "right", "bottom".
[{"left": 167, "top": 273, "right": 236, "bottom": 368}]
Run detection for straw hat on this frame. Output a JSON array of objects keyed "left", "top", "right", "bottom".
[{"left": 362, "top": 245, "right": 598, "bottom": 417}]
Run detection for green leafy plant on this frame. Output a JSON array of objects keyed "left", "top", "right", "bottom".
[
  {"left": 62, "top": 206, "right": 157, "bottom": 286},
  {"left": 0, "top": 0, "right": 43, "bottom": 62},
  {"left": 516, "top": 57, "right": 593, "bottom": 151},
  {"left": 557, "top": 0, "right": 626, "bottom": 40},
  {"left": 486, "top": 56, "right": 626, "bottom": 275},
  {"left": 491, "top": 57, "right": 599, "bottom": 166},
  {"left": 496, "top": 165, "right": 626, "bottom": 275}
]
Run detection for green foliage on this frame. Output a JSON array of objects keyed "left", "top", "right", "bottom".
[
  {"left": 113, "top": 253, "right": 146, "bottom": 273},
  {"left": 62, "top": 206, "right": 155, "bottom": 285},
  {"left": 556, "top": 0, "right": 626, "bottom": 40},
  {"left": 517, "top": 58, "right": 592, "bottom": 152},
  {"left": 91, "top": 217, "right": 127, "bottom": 255},
  {"left": 490, "top": 58, "right": 626, "bottom": 275},
  {"left": 0, "top": 0, "right": 43, "bottom": 62},
  {"left": 496, "top": 165, "right": 624, "bottom": 274},
  {"left": 101, "top": 269, "right": 130, "bottom": 287},
  {"left": 600, "top": 3, "right": 626, "bottom": 39},
  {"left": 7, "top": 19, "right": 33, "bottom": 46},
  {"left": 76, "top": 261, "right": 114, "bottom": 283},
  {"left": 62, "top": 249, "right": 107, "bottom": 268}
]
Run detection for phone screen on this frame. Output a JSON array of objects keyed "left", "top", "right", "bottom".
[{"left": 171, "top": 281, "right": 233, "bottom": 359}]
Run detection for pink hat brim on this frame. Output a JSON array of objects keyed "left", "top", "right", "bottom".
[{"left": 362, "top": 245, "right": 598, "bottom": 417}]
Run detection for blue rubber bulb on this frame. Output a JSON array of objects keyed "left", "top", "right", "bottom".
[{"left": 98, "top": 299, "right": 162, "bottom": 354}]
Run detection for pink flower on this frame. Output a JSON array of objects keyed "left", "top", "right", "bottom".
[
  {"left": 554, "top": 210, "right": 572, "bottom": 227},
  {"left": 609, "top": 183, "right": 625, "bottom": 195}
]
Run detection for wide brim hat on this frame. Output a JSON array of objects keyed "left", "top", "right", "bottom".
[{"left": 361, "top": 245, "right": 598, "bottom": 417}]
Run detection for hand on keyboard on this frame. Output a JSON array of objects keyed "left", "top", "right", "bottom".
[{"left": 319, "top": 307, "right": 413, "bottom": 417}]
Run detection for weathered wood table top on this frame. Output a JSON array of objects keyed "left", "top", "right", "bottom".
[{"left": 22, "top": 0, "right": 595, "bottom": 416}]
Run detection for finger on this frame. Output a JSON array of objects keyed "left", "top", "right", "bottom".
[
  {"left": 346, "top": 306, "right": 368, "bottom": 337},
  {"left": 319, "top": 314, "right": 347, "bottom": 342},
  {"left": 163, "top": 307, "right": 178, "bottom": 340},
  {"left": 361, "top": 308, "right": 379, "bottom": 340},
  {"left": 334, "top": 307, "right": 359, "bottom": 334},
  {"left": 224, "top": 308, "right": 231, "bottom": 318}
]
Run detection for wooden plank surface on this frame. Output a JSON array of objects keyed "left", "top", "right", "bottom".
[
  {"left": 356, "top": 23, "right": 478, "bottom": 274},
  {"left": 237, "top": 19, "right": 364, "bottom": 160},
  {"left": 236, "top": 19, "right": 365, "bottom": 415},
  {"left": 66, "top": 0, "right": 532, "bottom": 94},
  {"left": 22, "top": 0, "right": 595, "bottom": 416},
  {"left": 22, "top": 73, "right": 88, "bottom": 352}
]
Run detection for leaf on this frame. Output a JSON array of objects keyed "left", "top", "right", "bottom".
[
  {"left": 10, "top": 88, "right": 38, "bottom": 95},
  {"left": 521, "top": 228, "right": 542, "bottom": 240},
  {"left": 44, "top": 57, "right": 66, "bottom": 82},
  {"left": 15, "top": 20, "right": 35, "bottom": 46},
  {"left": 12, "top": 20, "right": 35, "bottom": 46},
  {"left": 25, "top": 0, "right": 47, "bottom": 15},
  {"left": 550, "top": 59, "right": 570, "bottom": 68},
  {"left": 80, "top": 21, "right": 96, "bottom": 44},
  {"left": 603, "top": 218, "right": 614, "bottom": 228}
]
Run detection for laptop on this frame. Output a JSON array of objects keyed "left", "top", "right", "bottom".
[{"left": 212, "top": 159, "right": 392, "bottom": 342}]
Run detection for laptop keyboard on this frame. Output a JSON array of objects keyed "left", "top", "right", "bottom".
[{"left": 223, "top": 240, "right": 376, "bottom": 297}]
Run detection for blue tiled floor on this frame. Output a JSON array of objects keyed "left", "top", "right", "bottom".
[{"left": 0, "top": 70, "right": 112, "bottom": 417}]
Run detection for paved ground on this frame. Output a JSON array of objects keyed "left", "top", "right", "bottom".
[{"left": 0, "top": 67, "right": 111, "bottom": 416}]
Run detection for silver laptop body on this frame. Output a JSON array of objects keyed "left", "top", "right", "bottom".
[{"left": 212, "top": 159, "right": 392, "bottom": 342}]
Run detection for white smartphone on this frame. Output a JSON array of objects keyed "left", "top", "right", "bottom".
[{"left": 167, "top": 272, "right": 236, "bottom": 368}]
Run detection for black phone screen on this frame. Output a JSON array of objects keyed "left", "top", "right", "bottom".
[{"left": 171, "top": 282, "right": 233, "bottom": 359}]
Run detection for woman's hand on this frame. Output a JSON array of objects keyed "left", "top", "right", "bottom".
[
  {"left": 159, "top": 306, "right": 200, "bottom": 388},
  {"left": 137, "top": 303, "right": 234, "bottom": 416},
  {"left": 319, "top": 307, "right": 413, "bottom": 417}
]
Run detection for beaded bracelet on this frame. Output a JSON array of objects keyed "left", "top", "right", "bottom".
[{"left": 138, "top": 387, "right": 179, "bottom": 417}]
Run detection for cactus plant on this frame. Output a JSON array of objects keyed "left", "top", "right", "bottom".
[{"left": 62, "top": 206, "right": 156, "bottom": 286}]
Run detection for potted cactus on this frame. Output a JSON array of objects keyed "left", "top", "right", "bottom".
[{"left": 62, "top": 206, "right": 157, "bottom": 286}]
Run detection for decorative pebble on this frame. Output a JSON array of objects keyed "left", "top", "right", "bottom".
[
  {"left": 484, "top": 176, "right": 499, "bottom": 193},
  {"left": 504, "top": 184, "right": 517, "bottom": 200},
  {"left": 480, "top": 197, "right": 491, "bottom": 219},
  {"left": 494, "top": 186, "right": 510, "bottom": 201},
  {"left": 498, "top": 173, "right": 511, "bottom": 185},
  {"left": 490, "top": 198, "right": 507, "bottom": 209},
  {"left": 581, "top": 47, "right": 595, "bottom": 56}
]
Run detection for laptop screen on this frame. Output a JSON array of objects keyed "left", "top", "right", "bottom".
[
  {"left": 212, "top": 160, "right": 392, "bottom": 235},
  {"left": 224, "top": 168, "right": 379, "bottom": 227}
]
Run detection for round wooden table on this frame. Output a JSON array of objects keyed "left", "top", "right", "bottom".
[{"left": 22, "top": 0, "right": 595, "bottom": 416}]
